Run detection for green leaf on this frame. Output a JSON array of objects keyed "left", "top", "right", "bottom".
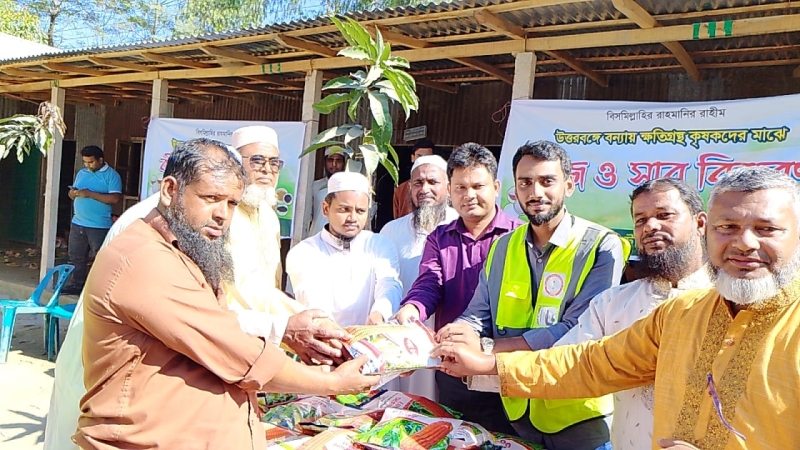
[
  {"left": 384, "top": 56, "right": 410, "bottom": 69},
  {"left": 374, "top": 26, "right": 386, "bottom": 64},
  {"left": 359, "top": 144, "right": 380, "bottom": 175},
  {"left": 331, "top": 17, "right": 358, "bottom": 47},
  {"left": 375, "top": 80, "right": 401, "bottom": 104},
  {"left": 313, "top": 93, "right": 353, "bottom": 115},
  {"left": 367, "top": 91, "right": 390, "bottom": 129},
  {"left": 386, "top": 142, "right": 399, "bottom": 166},
  {"left": 338, "top": 46, "right": 372, "bottom": 62},
  {"left": 323, "top": 76, "right": 361, "bottom": 91},
  {"left": 363, "top": 67, "right": 384, "bottom": 87},
  {"left": 311, "top": 125, "right": 353, "bottom": 145},
  {"left": 0, "top": 144, "right": 7, "bottom": 161},
  {"left": 383, "top": 70, "right": 413, "bottom": 118},
  {"left": 344, "top": 18, "right": 376, "bottom": 59},
  {"left": 344, "top": 125, "right": 364, "bottom": 146},
  {"left": 301, "top": 140, "right": 343, "bottom": 157},
  {"left": 347, "top": 90, "right": 364, "bottom": 122},
  {"left": 381, "top": 159, "right": 400, "bottom": 186},
  {"left": 352, "top": 70, "right": 368, "bottom": 83}
]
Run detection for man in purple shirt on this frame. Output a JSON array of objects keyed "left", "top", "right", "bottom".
[{"left": 394, "top": 142, "right": 522, "bottom": 434}]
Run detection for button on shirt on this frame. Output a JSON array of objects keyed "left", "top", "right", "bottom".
[
  {"left": 72, "top": 164, "right": 122, "bottom": 229},
  {"left": 75, "top": 214, "right": 287, "bottom": 450},
  {"left": 402, "top": 207, "right": 523, "bottom": 331}
]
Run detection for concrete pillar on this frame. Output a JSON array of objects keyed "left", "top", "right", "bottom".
[
  {"left": 40, "top": 87, "right": 65, "bottom": 280},
  {"left": 151, "top": 79, "right": 173, "bottom": 118},
  {"left": 73, "top": 105, "right": 106, "bottom": 179},
  {"left": 512, "top": 52, "right": 537, "bottom": 100},
  {"left": 291, "top": 70, "right": 323, "bottom": 246}
]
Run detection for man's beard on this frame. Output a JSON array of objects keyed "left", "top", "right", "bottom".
[
  {"left": 638, "top": 235, "right": 703, "bottom": 283},
  {"left": 163, "top": 198, "right": 235, "bottom": 293},
  {"left": 241, "top": 184, "right": 277, "bottom": 209},
  {"left": 412, "top": 199, "right": 448, "bottom": 233},
  {"left": 523, "top": 197, "right": 565, "bottom": 226},
  {"left": 711, "top": 248, "right": 800, "bottom": 306}
]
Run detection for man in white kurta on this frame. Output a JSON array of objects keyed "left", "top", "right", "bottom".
[
  {"left": 287, "top": 171, "right": 402, "bottom": 327},
  {"left": 309, "top": 147, "right": 347, "bottom": 236},
  {"left": 381, "top": 155, "right": 457, "bottom": 398},
  {"left": 556, "top": 178, "right": 712, "bottom": 450}
]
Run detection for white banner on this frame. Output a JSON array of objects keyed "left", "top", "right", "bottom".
[
  {"left": 498, "top": 94, "right": 799, "bottom": 238},
  {"left": 142, "top": 118, "right": 307, "bottom": 238}
]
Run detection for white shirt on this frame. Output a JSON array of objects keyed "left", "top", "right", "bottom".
[
  {"left": 379, "top": 208, "right": 457, "bottom": 399},
  {"left": 379, "top": 208, "right": 459, "bottom": 296},
  {"left": 286, "top": 228, "right": 402, "bottom": 326},
  {"left": 557, "top": 266, "right": 712, "bottom": 450},
  {"left": 308, "top": 178, "right": 328, "bottom": 236}
]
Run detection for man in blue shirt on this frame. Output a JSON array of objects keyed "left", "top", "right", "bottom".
[{"left": 62, "top": 145, "right": 122, "bottom": 295}]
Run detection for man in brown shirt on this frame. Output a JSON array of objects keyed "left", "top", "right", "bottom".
[
  {"left": 75, "top": 138, "right": 377, "bottom": 450},
  {"left": 393, "top": 139, "right": 435, "bottom": 219}
]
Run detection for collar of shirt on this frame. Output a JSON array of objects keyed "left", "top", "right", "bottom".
[
  {"left": 320, "top": 226, "right": 362, "bottom": 251},
  {"left": 445, "top": 205, "right": 518, "bottom": 240},
  {"left": 648, "top": 264, "right": 713, "bottom": 295},
  {"left": 524, "top": 211, "right": 573, "bottom": 253}
]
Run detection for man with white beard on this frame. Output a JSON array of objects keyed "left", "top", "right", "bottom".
[
  {"left": 434, "top": 166, "right": 800, "bottom": 450},
  {"left": 229, "top": 126, "right": 346, "bottom": 364},
  {"left": 381, "top": 155, "right": 458, "bottom": 398},
  {"left": 557, "top": 178, "right": 712, "bottom": 449}
]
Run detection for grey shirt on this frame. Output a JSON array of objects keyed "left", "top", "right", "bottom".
[{"left": 457, "top": 213, "right": 625, "bottom": 351}]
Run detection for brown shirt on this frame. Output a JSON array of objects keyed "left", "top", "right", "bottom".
[
  {"left": 74, "top": 212, "right": 287, "bottom": 450},
  {"left": 392, "top": 180, "right": 413, "bottom": 219}
]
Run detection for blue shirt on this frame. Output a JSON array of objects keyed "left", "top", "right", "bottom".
[{"left": 72, "top": 164, "right": 122, "bottom": 229}]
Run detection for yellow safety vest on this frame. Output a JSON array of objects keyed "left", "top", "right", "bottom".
[{"left": 485, "top": 217, "right": 628, "bottom": 434}]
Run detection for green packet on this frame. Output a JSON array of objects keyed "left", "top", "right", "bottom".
[{"left": 356, "top": 417, "right": 454, "bottom": 450}]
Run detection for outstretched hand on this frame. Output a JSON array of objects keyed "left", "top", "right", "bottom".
[
  {"left": 430, "top": 341, "right": 497, "bottom": 378},
  {"left": 283, "top": 310, "right": 352, "bottom": 365},
  {"left": 331, "top": 354, "right": 380, "bottom": 394}
]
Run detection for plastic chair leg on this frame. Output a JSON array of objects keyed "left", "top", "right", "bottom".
[
  {"left": 0, "top": 306, "right": 18, "bottom": 364},
  {"left": 46, "top": 315, "right": 61, "bottom": 362}
]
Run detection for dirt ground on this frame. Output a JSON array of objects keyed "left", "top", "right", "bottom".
[{"left": 0, "top": 313, "right": 68, "bottom": 450}]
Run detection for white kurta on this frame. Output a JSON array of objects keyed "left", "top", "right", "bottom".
[
  {"left": 379, "top": 208, "right": 459, "bottom": 295},
  {"left": 286, "top": 228, "right": 403, "bottom": 327},
  {"left": 557, "top": 266, "right": 712, "bottom": 450},
  {"left": 308, "top": 178, "right": 329, "bottom": 236},
  {"left": 379, "top": 208, "right": 458, "bottom": 399}
]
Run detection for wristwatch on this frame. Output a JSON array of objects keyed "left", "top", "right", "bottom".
[{"left": 480, "top": 337, "right": 495, "bottom": 355}]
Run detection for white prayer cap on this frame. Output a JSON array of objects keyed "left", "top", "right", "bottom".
[
  {"left": 328, "top": 171, "right": 370, "bottom": 194},
  {"left": 325, "top": 145, "right": 346, "bottom": 157},
  {"left": 411, "top": 155, "right": 448, "bottom": 176},
  {"left": 225, "top": 145, "right": 242, "bottom": 163},
  {"left": 231, "top": 126, "right": 279, "bottom": 150}
]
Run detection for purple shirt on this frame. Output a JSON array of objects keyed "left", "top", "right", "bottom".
[{"left": 401, "top": 207, "right": 523, "bottom": 331}]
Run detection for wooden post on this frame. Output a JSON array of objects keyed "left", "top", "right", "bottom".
[
  {"left": 512, "top": 52, "right": 537, "bottom": 100},
  {"left": 40, "top": 87, "right": 66, "bottom": 280},
  {"left": 151, "top": 79, "right": 173, "bottom": 118},
  {"left": 291, "top": 70, "right": 322, "bottom": 246}
]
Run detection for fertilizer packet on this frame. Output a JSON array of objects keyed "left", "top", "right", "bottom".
[
  {"left": 356, "top": 408, "right": 462, "bottom": 450},
  {"left": 359, "top": 391, "right": 462, "bottom": 418},
  {"left": 343, "top": 320, "right": 438, "bottom": 387}
]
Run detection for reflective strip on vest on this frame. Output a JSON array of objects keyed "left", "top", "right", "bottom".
[{"left": 486, "top": 217, "right": 618, "bottom": 434}]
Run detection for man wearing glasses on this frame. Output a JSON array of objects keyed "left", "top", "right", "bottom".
[{"left": 433, "top": 166, "right": 800, "bottom": 450}]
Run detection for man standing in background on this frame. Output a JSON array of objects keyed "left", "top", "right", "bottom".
[
  {"left": 62, "top": 145, "right": 122, "bottom": 295},
  {"left": 309, "top": 147, "right": 347, "bottom": 236},
  {"left": 393, "top": 139, "right": 435, "bottom": 219}
]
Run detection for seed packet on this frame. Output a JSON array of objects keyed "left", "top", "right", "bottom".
[
  {"left": 359, "top": 391, "right": 462, "bottom": 418},
  {"left": 449, "top": 421, "right": 494, "bottom": 449},
  {"left": 262, "top": 396, "right": 359, "bottom": 432},
  {"left": 264, "top": 422, "right": 301, "bottom": 443},
  {"left": 333, "top": 390, "right": 385, "bottom": 408},
  {"left": 296, "top": 429, "right": 360, "bottom": 450},
  {"left": 299, "top": 411, "right": 379, "bottom": 434},
  {"left": 344, "top": 320, "right": 438, "bottom": 385},
  {"left": 258, "top": 392, "right": 301, "bottom": 412},
  {"left": 266, "top": 435, "right": 311, "bottom": 449}
]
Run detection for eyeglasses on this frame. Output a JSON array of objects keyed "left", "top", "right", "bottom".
[
  {"left": 707, "top": 374, "right": 746, "bottom": 440},
  {"left": 243, "top": 155, "right": 284, "bottom": 172}
]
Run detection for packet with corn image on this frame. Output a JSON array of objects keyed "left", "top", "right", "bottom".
[{"left": 355, "top": 408, "right": 462, "bottom": 450}]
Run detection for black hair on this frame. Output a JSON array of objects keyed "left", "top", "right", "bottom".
[
  {"left": 447, "top": 142, "right": 498, "bottom": 180},
  {"left": 629, "top": 178, "right": 704, "bottom": 216},
  {"left": 80, "top": 145, "right": 104, "bottom": 159},
  {"left": 412, "top": 139, "right": 436, "bottom": 153},
  {"left": 166, "top": 138, "right": 246, "bottom": 190},
  {"left": 512, "top": 140, "right": 571, "bottom": 178}
]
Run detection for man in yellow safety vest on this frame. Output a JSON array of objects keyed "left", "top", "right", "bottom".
[{"left": 437, "top": 140, "right": 630, "bottom": 450}]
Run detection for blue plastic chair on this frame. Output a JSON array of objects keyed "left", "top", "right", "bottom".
[{"left": 0, "top": 264, "right": 75, "bottom": 363}]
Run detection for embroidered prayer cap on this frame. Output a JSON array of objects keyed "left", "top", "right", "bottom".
[
  {"left": 231, "top": 126, "right": 279, "bottom": 150},
  {"left": 328, "top": 171, "right": 370, "bottom": 195},
  {"left": 411, "top": 154, "right": 448, "bottom": 176}
]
